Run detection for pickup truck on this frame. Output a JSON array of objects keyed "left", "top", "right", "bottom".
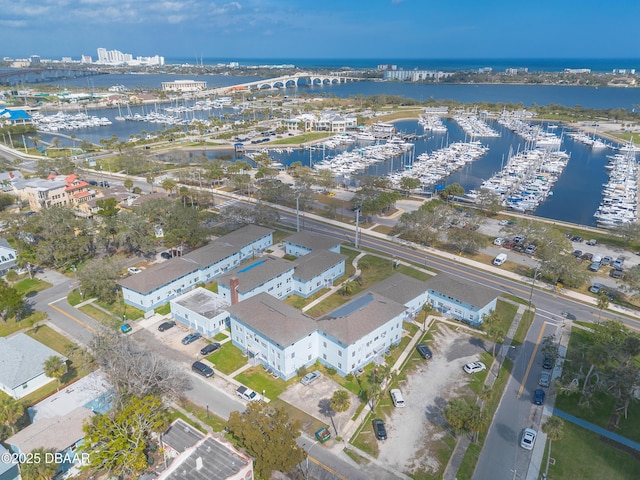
[{"left": 236, "top": 385, "right": 261, "bottom": 402}]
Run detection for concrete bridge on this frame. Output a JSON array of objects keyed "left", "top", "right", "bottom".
[{"left": 212, "top": 72, "right": 362, "bottom": 94}]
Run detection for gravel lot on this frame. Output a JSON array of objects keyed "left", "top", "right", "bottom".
[{"left": 377, "top": 325, "right": 487, "bottom": 476}]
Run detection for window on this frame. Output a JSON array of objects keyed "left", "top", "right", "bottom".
[
  {"left": 338, "top": 363, "right": 342, "bottom": 369},
  {"left": 308, "top": 354, "right": 312, "bottom": 360},
  {"left": 323, "top": 354, "right": 327, "bottom": 360},
  {"left": 291, "top": 352, "right": 295, "bottom": 359},
  {"left": 352, "top": 351, "right": 355, "bottom": 357},
  {"left": 338, "top": 351, "right": 342, "bottom": 357},
  {"left": 323, "top": 341, "right": 327, "bottom": 348}
]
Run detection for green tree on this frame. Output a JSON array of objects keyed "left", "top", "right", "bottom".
[
  {"left": 43, "top": 355, "right": 67, "bottom": 391},
  {"left": 341, "top": 280, "right": 355, "bottom": 297},
  {"left": 77, "top": 257, "right": 123, "bottom": 303},
  {"left": 0, "top": 396, "right": 24, "bottom": 434},
  {"left": 0, "top": 279, "right": 25, "bottom": 322},
  {"left": 123, "top": 178, "right": 134, "bottom": 191},
  {"left": 596, "top": 293, "right": 610, "bottom": 319},
  {"left": 19, "top": 447, "right": 57, "bottom": 480},
  {"left": 227, "top": 402, "right": 305, "bottom": 480},
  {"left": 330, "top": 389, "right": 351, "bottom": 413},
  {"left": 83, "top": 395, "right": 168, "bottom": 478},
  {"left": 399, "top": 176, "right": 421, "bottom": 196},
  {"left": 161, "top": 178, "right": 178, "bottom": 195},
  {"left": 481, "top": 309, "right": 505, "bottom": 357},
  {"left": 441, "top": 182, "right": 465, "bottom": 202}
]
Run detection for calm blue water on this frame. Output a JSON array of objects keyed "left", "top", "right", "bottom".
[{"left": 32, "top": 72, "right": 638, "bottom": 227}]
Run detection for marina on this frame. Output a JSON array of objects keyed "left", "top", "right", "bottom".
[{"left": 594, "top": 148, "right": 638, "bottom": 228}]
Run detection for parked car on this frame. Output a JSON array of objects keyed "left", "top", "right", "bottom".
[
  {"left": 181, "top": 332, "right": 202, "bottom": 345},
  {"left": 416, "top": 343, "right": 433, "bottom": 359},
  {"left": 588, "top": 262, "right": 601, "bottom": 272},
  {"left": 372, "top": 418, "right": 387, "bottom": 440},
  {"left": 601, "top": 256, "right": 612, "bottom": 266},
  {"left": 580, "top": 252, "right": 593, "bottom": 261},
  {"left": 513, "top": 235, "right": 525, "bottom": 244},
  {"left": 158, "top": 321, "right": 176, "bottom": 332},
  {"left": 524, "top": 244, "right": 537, "bottom": 255},
  {"left": 120, "top": 323, "right": 132, "bottom": 334},
  {"left": 613, "top": 257, "right": 625, "bottom": 269},
  {"left": 192, "top": 361, "right": 214, "bottom": 378},
  {"left": 160, "top": 251, "right": 172, "bottom": 260},
  {"left": 533, "top": 389, "right": 546, "bottom": 405},
  {"left": 539, "top": 371, "right": 551, "bottom": 387},
  {"left": 390, "top": 388, "right": 406, "bottom": 408},
  {"left": 542, "top": 356, "right": 554, "bottom": 370},
  {"left": 520, "top": 428, "right": 537, "bottom": 450},
  {"left": 610, "top": 268, "right": 624, "bottom": 279},
  {"left": 589, "top": 283, "right": 601, "bottom": 294},
  {"left": 586, "top": 239, "right": 597, "bottom": 246},
  {"left": 236, "top": 385, "right": 261, "bottom": 402},
  {"left": 498, "top": 219, "right": 509, "bottom": 226},
  {"left": 200, "top": 342, "right": 221, "bottom": 355},
  {"left": 127, "top": 267, "right": 142, "bottom": 274},
  {"left": 493, "top": 237, "right": 505, "bottom": 246},
  {"left": 503, "top": 240, "right": 516, "bottom": 250},
  {"left": 592, "top": 254, "right": 602, "bottom": 264},
  {"left": 301, "top": 370, "right": 322, "bottom": 386},
  {"left": 463, "top": 362, "right": 487, "bottom": 374},
  {"left": 571, "top": 235, "right": 584, "bottom": 243},
  {"left": 572, "top": 249, "right": 583, "bottom": 257}
]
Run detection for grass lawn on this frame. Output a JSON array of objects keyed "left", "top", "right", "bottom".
[
  {"left": 154, "top": 303, "right": 171, "bottom": 316},
  {"left": 206, "top": 343, "right": 247, "bottom": 374},
  {"left": 79, "top": 304, "right": 120, "bottom": 329},
  {"left": 0, "top": 311, "right": 46, "bottom": 338},
  {"left": 26, "top": 324, "right": 75, "bottom": 355},
  {"left": 513, "top": 309, "right": 534, "bottom": 345},
  {"left": 235, "top": 366, "right": 293, "bottom": 400},
  {"left": 175, "top": 399, "right": 227, "bottom": 432},
  {"left": 283, "top": 288, "right": 330, "bottom": 309},
  {"left": 540, "top": 421, "right": 640, "bottom": 480},
  {"left": 14, "top": 278, "right": 52, "bottom": 296},
  {"left": 213, "top": 331, "right": 229, "bottom": 341},
  {"left": 269, "top": 398, "right": 328, "bottom": 437},
  {"left": 67, "top": 290, "right": 82, "bottom": 306}
]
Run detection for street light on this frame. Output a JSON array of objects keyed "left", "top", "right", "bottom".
[
  {"left": 527, "top": 267, "right": 542, "bottom": 311},
  {"left": 305, "top": 440, "right": 319, "bottom": 480}
]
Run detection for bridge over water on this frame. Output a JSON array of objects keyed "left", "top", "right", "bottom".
[
  {"left": 212, "top": 72, "right": 362, "bottom": 94},
  {"left": 0, "top": 67, "right": 106, "bottom": 85}
]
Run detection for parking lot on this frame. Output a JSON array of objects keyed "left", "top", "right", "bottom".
[{"left": 373, "top": 326, "right": 486, "bottom": 476}]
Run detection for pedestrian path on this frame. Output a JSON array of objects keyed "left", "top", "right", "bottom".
[{"left": 552, "top": 409, "right": 640, "bottom": 451}]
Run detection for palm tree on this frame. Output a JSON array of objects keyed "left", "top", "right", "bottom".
[
  {"left": 330, "top": 389, "right": 351, "bottom": 413},
  {"left": 596, "top": 293, "right": 610, "bottom": 319},
  {"left": 43, "top": 355, "right": 67, "bottom": 391},
  {"left": 0, "top": 396, "right": 24, "bottom": 434},
  {"left": 19, "top": 447, "right": 57, "bottom": 480},
  {"left": 161, "top": 178, "right": 177, "bottom": 196},
  {"left": 341, "top": 280, "right": 355, "bottom": 297},
  {"left": 542, "top": 416, "right": 565, "bottom": 478}
]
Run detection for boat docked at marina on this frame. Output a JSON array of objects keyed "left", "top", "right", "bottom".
[{"left": 594, "top": 148, "right": 638, "bottom": 228}]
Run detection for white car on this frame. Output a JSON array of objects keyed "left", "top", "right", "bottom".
[
  {"left": 127, "top": 267, "right": 142, "bottom": 274},
  {"left": 498, "top": 219, "right": 509, "bottom": 226},
  {"left": 493, "top": 237, "right": 505, "bottom": 246},
  {"left": 520, "top": 428, "right": 537, "bottom": 450},
  {"left": 463, "top": 362, "right": 487, "bottom": 374}
]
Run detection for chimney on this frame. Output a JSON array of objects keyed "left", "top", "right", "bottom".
[{"left": 230, "top": 277, "right": 239, "bottom": 305}]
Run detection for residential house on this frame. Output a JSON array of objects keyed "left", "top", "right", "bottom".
[
  {"left": 0, "top": 238, "right": 17, "bottom": 276},
  {"left": 217, "top": 256, "right": 295, "bottom": 304},
  {"left": 0, "top": 333, "right": 67, "bottom": 399},
  {"left": 0, "top": 445, "right": 19, "bottom": 480},
  {"left": 284, "top": 231, "right": 341, "bottom": 257},
  {"left": 158, "top": 419, "right": 253, "bottom": 480},
  {"left": 119, "top": 225, "right": 273, "bottom": 312},
  {"left": 24, "top": 173, "right": 93, "bottom": 212},
  {"left": 369, "top": 273, "right": 431, "bottom": 315},
  {"left": 291, "top": 249, "right": 346, "bottom": 297},
  {"left": 170, "top": 288, "right": 230, "bottom": 337},
  {"left": 5, "top": 372, "right": 111, "bottom": 476},
  {"left": 423, "top": 273, "right": 501, "bottom": 327}
]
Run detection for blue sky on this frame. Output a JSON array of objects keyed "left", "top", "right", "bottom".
[{"left": 3, "top": 0, "right": 640, "bottom": 60}]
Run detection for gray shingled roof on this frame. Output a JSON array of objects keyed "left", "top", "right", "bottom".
[
  {"left": 0, "top": 333, "right": 67, "bottom": 391},
  {"left": 226, "top": 293, "right": 317, "bottom": 346},
  {"left": 118, "top": 225, "right": 274, "bottom": 294},
  {"left": 162, "top": 419, "right": 205, "bottom": 453},
  {"left": 285, "top": 231, "right": 341, "bottom": 252},
  {"left": 423, "top": 273, "right": 501, "bottom": 307},
  {"left": 293, "top": 249, "right": 346, "bottom": 281},
  {"left": 118, "top": 256, "right": 202, "bottom": 294},
  {"left": 318, "top": 292, "right": 407, "bottom": 345},
  {"left": 217, "top": 256, "right": 294, "bottom": 293},
  {"left": 6, "top": 407, "right": 93, "bottom": 453},
  {"left": 369, "top": 273, "right": 430, "bottom": 306},
  {"left": 163, "top": 435, "right": 250, "bottom": 480}
]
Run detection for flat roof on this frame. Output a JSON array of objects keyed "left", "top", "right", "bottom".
[
  {"left": 217, "top": 257, "right": 293, "bottom": 293},
  {"left": 285, "top": 231, "right": 340, "bottom": 252},
  {"left": 369, "top": 273, "right": 430, "bottom": 305},
  {"left": 318, "top": 292, "right": 407, "bottom": 345},
  {"left": 293, "top": 249, "right": 346, "bottom": 281},
  {"left": 162, "top": 434, "right": 250, "bottom": 480},
  {"left": 162, "top": 418, "right": 205, "bottom": 453},
  {"left": 226, "top": 292, "right": 317, "bottom": 346},
  {"left": 423, "top": 273, "right": 501, "bottom": 307},
  {"left": 173, "top": 288, "right": 228, "bottom": 319}
]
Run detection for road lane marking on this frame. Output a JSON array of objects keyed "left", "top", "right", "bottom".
[
  {"left": 308, "top": 456, "right": 348, "bottom": 480},
  {"left": 517, "top": 322, "right": 548, "bottom": 398},
  {"left": 49, "top": 303, "right": 96, "bottom": 333}
]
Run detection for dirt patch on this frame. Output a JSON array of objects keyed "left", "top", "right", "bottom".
[{"left": 376, "top": 325, "right": 486, "bottom": 476}]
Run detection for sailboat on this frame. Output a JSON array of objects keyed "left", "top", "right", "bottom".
[{"left": 115, "top": 104, "right": 125, "bottom": 121}]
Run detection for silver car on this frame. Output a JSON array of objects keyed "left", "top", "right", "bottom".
[
  {"left": 301, "top": 370, "right": 322, "bottom": 386},
  {"left": 539, "top": 371, "right": 551, "bottom": 387}
]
